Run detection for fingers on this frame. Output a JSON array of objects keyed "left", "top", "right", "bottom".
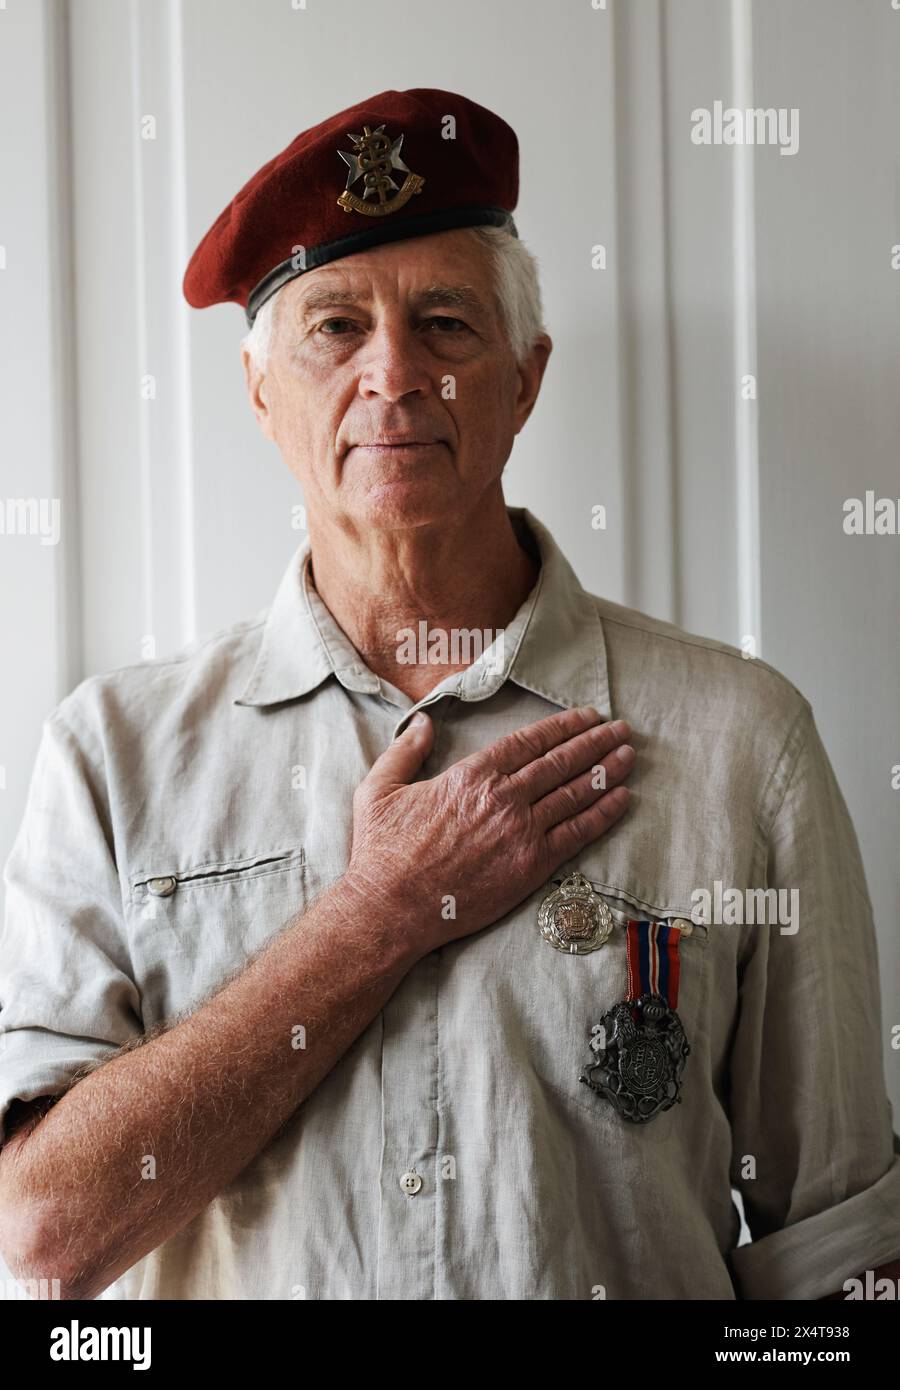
[
  {"left": 477, "top": 705, "right": 616, "bottom": 778},
  {"left": 544, "top": 784, "right": 631, "bottom": 862},
  {"left": 363, "top": 711, "right": 435, "bottom": 794},
  {"left": 531, "top": 741, "right": 635, "bottom": 832},
  {"left": 510, "top": 716, "right": 632, "bottom": 804}
]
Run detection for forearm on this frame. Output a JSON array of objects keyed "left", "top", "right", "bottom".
[
  {"left": 0, "top": 876, "right": 418, "bottom": 1298},
  {"left": 819, "top": 1257, "right": 900, "bottom": 1300}
]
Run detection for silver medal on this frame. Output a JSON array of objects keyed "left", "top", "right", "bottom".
[
  {"left": 538, "top": 871, "right": 613, "bottom": 954},
  {"left": 579, "top": 993, "right": 690, "bottom": 1123}
]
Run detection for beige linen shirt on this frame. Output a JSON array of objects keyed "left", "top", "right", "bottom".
[{"left": 2, "top": 505, "right": 899, "bottom": 1301}]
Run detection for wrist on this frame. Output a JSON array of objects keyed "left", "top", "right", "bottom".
[{"left": 326, "top": 871, "right": 428, "bottom": 970}]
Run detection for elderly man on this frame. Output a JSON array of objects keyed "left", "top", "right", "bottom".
[{"left": 1, "top": 89, "right": 898, "bottom": 1303}]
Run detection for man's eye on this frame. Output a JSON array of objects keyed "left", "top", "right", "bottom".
[
  {"left": 317, "top": 318, "right": 358, "bottom": 334},
  {"left": 314, "top": 316, "right": 469, "bottom": 336},
  {"left": 428, "top": 316, "right": 472, "bottom": 332}
]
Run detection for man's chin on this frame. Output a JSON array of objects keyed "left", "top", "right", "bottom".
[{"left": 350, "top": 482, "right": 460, "bottom": 531}]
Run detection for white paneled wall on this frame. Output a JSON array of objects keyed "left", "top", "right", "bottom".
[
  {"left": 1, "top": 0, "right": 81, "bottom": 853},
  {"left": 2, "top": 0, "right": 899, "bottom": 1121}
]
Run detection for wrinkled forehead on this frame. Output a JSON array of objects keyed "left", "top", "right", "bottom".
[{"left": 279, "top": 228, "right": 497, "bottom": 321}]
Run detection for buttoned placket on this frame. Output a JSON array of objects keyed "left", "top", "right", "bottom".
[
  {"left": 350, "top": 656, "right": 531, "bottom": 1299},
  {"left": 337, "top": 667, "right": 454, "bottom": 1298}
]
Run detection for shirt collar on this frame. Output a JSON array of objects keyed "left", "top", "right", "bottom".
[{"left": 234, "top": 505, "right": 611, "bottom": 720}]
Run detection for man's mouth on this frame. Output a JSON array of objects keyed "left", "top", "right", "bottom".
[
  {"left": 349, "top": 439, "right": 446, "bottom": 454},
  {"left": 353, "top": 438, "right": 444, "bottom": 447}
]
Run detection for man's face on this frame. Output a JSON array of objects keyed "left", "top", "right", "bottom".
[{"left": 242, "top": 228, "right": 551, "bottom": 535}]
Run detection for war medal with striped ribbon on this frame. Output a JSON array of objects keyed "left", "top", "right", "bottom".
[{"left": 580, "top": 919, "right": 691, "bottom": 1123}]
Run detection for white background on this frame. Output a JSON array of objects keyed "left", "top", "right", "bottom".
[{"left": 1, "top": 0, "right": 899, "bottom": 1178}]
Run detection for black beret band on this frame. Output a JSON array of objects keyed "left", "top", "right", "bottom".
[{"left": 245, "top": 205, "right": 518, "bottom": 326}]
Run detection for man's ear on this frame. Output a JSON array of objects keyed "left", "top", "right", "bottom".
[
  {"left": 241, "top": 346, "right": 276, "bottom": 442},
  {"left": 513, "top": 333, "right": 552, "bottom": 435}
]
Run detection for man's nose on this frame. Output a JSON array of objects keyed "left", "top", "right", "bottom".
[{"left": 357, "top": 321, "right": 432, "bottom": 401}]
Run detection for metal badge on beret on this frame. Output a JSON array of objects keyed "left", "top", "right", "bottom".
[
  {"left": 538, "top": 871, "right": 613, "bottom": 954},
  {"left": 337, "top": 124, "right": 425, "bottom": 217}
]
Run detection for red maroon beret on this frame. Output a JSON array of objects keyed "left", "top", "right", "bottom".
[{"left": 183, "top": 87, "right": 519, "bottom": 326}]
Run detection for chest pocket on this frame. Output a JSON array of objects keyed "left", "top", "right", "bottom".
[
  {"left": 127, "top": 848, "right": 307, "bottom": 1026},
  {"left": 527, "top": 875, "right": 710, "bottom": 1144}
]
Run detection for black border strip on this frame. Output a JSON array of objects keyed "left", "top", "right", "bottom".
[{"left": 245, "top": 205, "right": 518, "bottom": 325}]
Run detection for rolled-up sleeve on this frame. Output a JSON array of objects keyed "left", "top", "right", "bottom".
[
  {"left": 728, "top": 703, "right": 900, "bottom": 1299},
  {"left": 0, "top": 705, "right": 142, "bottom": 1146}
]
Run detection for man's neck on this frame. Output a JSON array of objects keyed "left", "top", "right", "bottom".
[{"left": 307, "top": 494, "right": 541, "bottom": 704}]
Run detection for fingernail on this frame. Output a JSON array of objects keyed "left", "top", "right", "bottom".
[
  {"left": 410, "top": 712, "right": 428, "bottom": 728},
  {"left": 614, "top": 743, "right": 635, "bottom": 764},
  {"left": 609, "top": 719, "right": 630, "bottom": 737}
]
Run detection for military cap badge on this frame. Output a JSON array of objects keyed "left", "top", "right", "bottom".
[{"left": 337, "top": 124, "right": 425, "bottom": 217}]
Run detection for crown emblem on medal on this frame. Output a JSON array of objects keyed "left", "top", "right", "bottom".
[
  {"left": 580, "top": 993, "right": 691, "bottom": 1124},
  {"left": 336, "top": 124, "right": 425, "bottom": 217},
  {"left": 538, "top": 871, "right": 613, "bottom": 955}
]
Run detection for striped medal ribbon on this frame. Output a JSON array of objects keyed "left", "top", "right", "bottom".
[
  {"left": 626, "top": 917, "right": 682, "bottom": 1009},
  {"left": 580, "top": 919, "right": 691, "bottom": 1124}
]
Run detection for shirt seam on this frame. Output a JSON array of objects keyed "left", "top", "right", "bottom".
[
  {"left": 42, "top": 710, "right": 140, "bottom": 989},
  {"left": 758, "top": 703, "right": 813, "bottom": 848},
  {"left": 73, "top": 612, "right": 270, "bottom": 688},
  {"left": 597, "top": 608, "right": 810, "bottom": 703},
  {"left": 434, "top": 949, "right": 443, "bottom": 1302}
]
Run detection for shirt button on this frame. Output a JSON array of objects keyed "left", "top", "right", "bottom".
[
  {"left": 147, "top": 876, "right": 177, "bottom": 897},
  {"left": 673, "top": 917, "right": 693, "bottom": 937},
  {"left": 400, "top": 1170, "right": 423, "bottom": 1196}
]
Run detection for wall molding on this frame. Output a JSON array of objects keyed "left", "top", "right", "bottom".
[{"left": 730, "top": 0, "right": 761, "bottom": 658}]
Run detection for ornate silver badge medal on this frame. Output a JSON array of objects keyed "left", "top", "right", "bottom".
[
  {"left": 580, "top": 919, "right": 691, "bottom": 1123},
  {"left": 538, "top": 871, "right": 613, "bottom": 954}
]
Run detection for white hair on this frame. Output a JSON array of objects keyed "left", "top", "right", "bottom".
[
  {"left": 466, "top": 224, "right": 546, "bottom": 364},
  {"left": 242, "top": 290, "right": 281, "bottom": 372},
  {"left": 241, "top": 224, "right": 545, "bottom": 370}
]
